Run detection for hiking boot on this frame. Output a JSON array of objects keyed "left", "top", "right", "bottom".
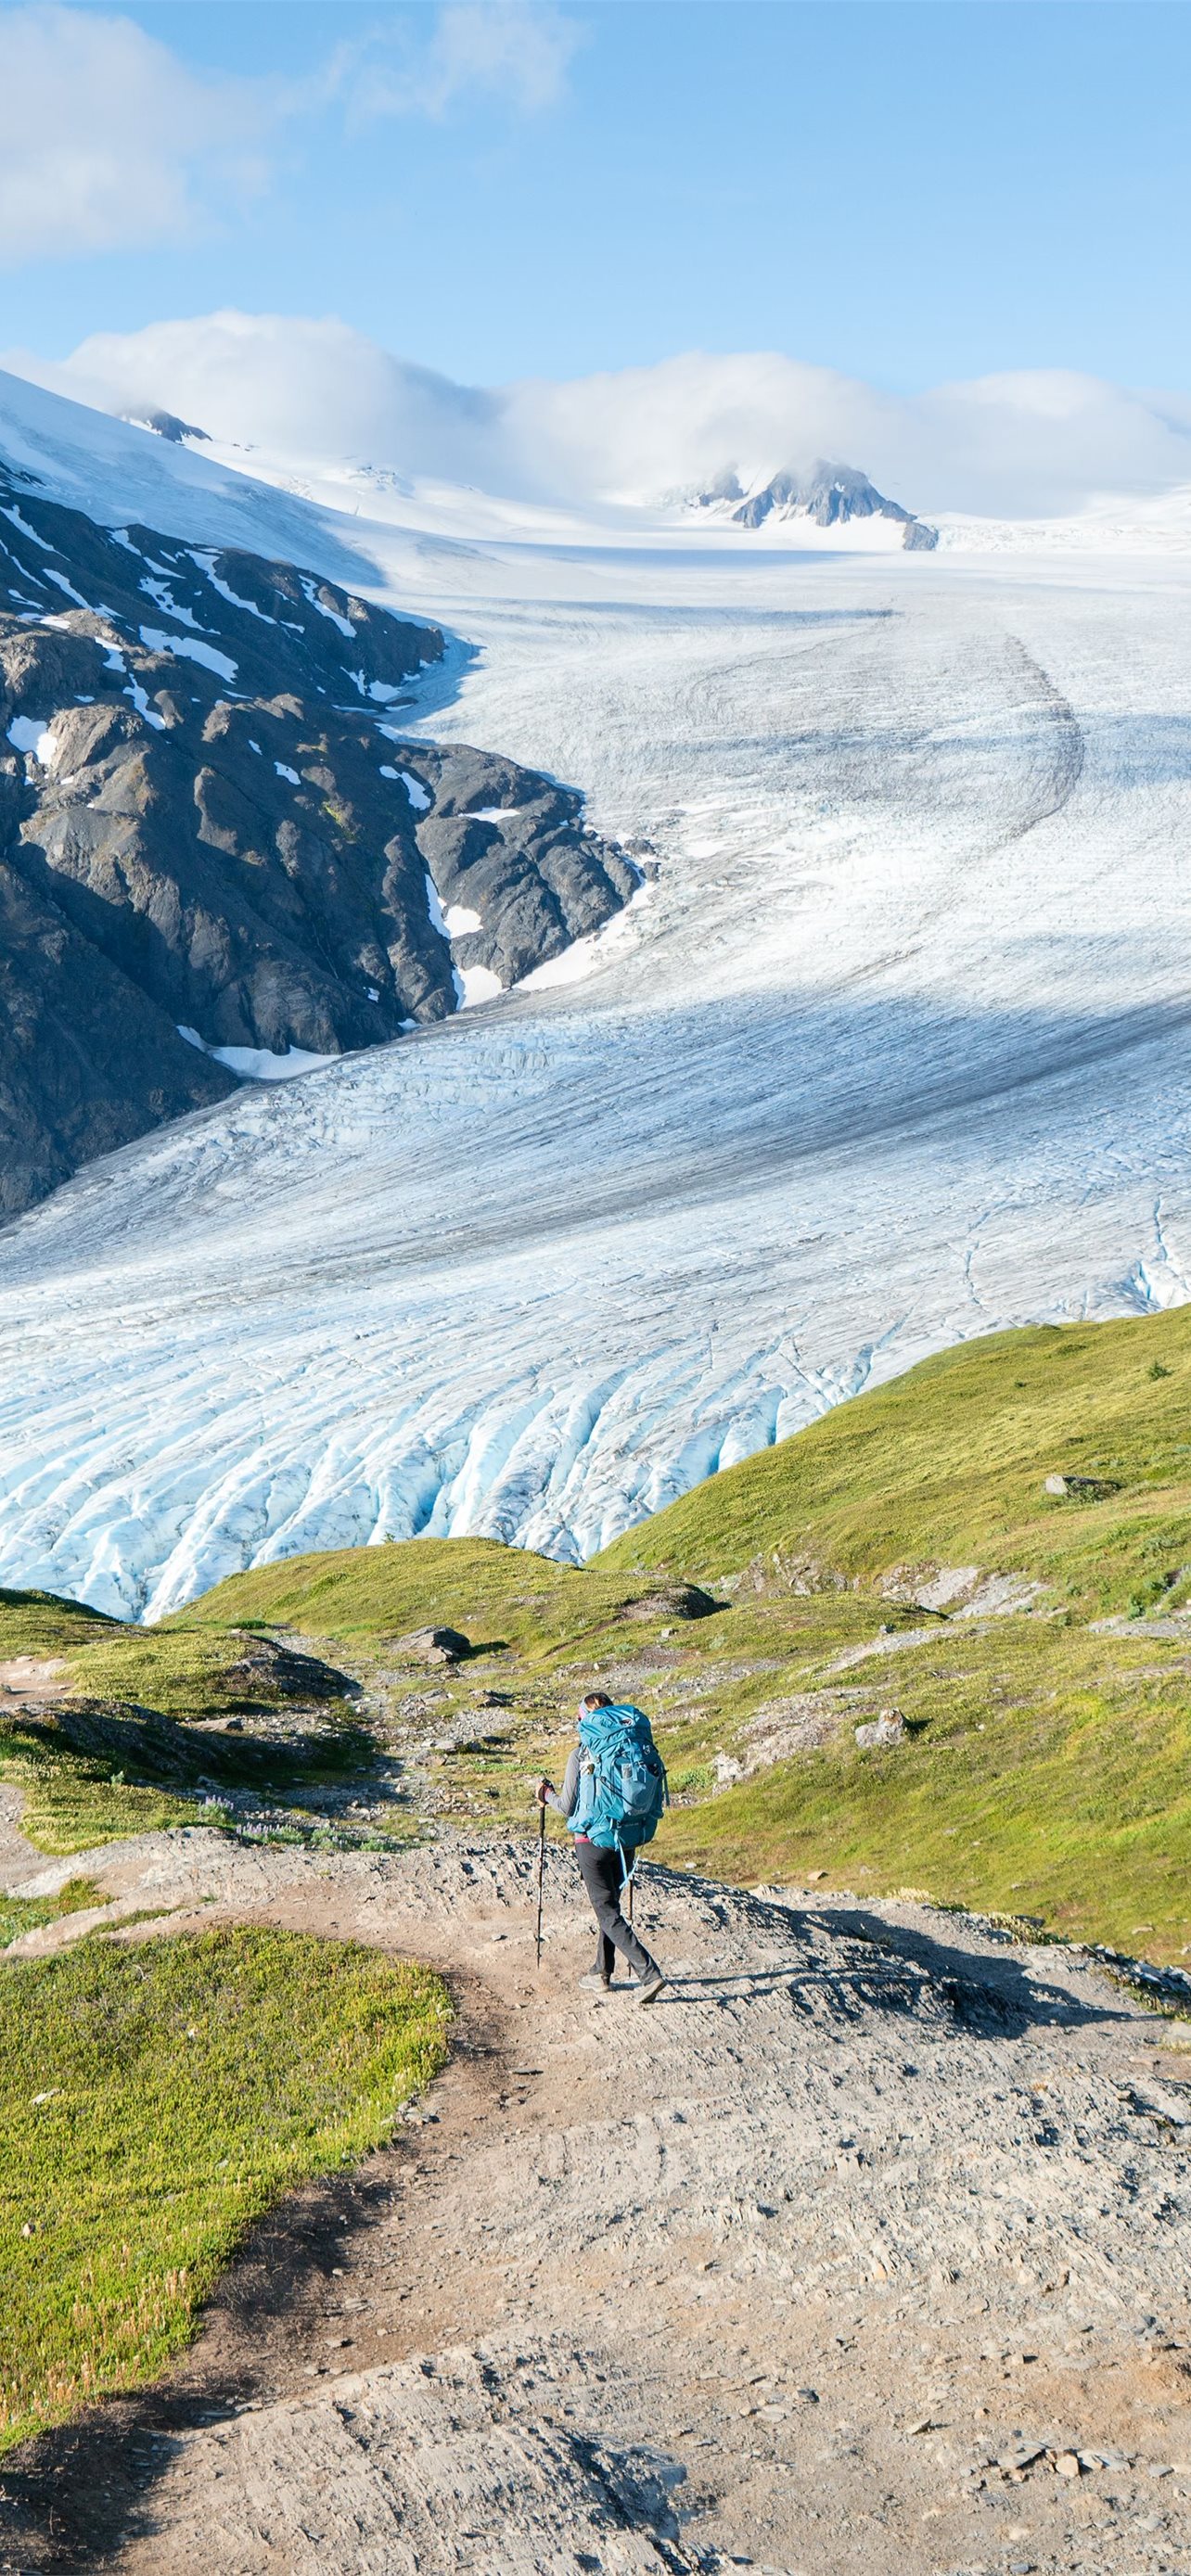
[
  {"left": 578, "top": 1970, "right": 611, "bottom": 1993},
  {"left": 634, "top": 1968, "right": 668, "bottom": 2006}
]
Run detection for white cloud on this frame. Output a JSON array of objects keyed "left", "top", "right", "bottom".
[
  {"left": 0, "top": 5, "right": 278, "bottom": 261},
  {"left": 0, "top": 2, "right": 582, "bottom": 267},
  {"left": 20, "top": 310, "right": 503, "bottom": 479},
  {"left": 354, "top": 3, "right": 584, "bottom": 120},
  {"left": 10, "top": 311, "right": 1191, "bottom": 522}
]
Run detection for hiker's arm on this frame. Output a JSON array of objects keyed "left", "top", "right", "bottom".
[{"left": 538, "top": 1749, "right": 581, "bottom": 1817}]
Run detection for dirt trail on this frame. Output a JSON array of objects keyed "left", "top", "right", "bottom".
[
  {"left": 3, "top": 1827, "right": 1191, "bottom": 2574},
  {"left": 0, "top": 1662, "right": 66, "bottom": 1704}
]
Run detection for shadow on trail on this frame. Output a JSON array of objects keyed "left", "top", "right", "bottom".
[
  {"left": 813, "top": 1900, "right": 1133, "bottom": 2036},
  {"left": 639, "top": 1884, "right": 1133, "bottom": 2041}
]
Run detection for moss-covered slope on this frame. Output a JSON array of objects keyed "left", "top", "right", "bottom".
[
  {"left": 6, "top": 1307, "right": 1191, "bottom": 1959},
  {"left": 595, "top": 1307, "right": 1191, "bottom": 1615}
]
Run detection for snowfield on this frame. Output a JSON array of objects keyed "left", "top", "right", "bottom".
[{"left": 0, "top": 382, "right": 1189, "bottom": 1616}]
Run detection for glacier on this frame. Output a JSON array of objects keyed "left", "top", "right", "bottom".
[{"left": 0, "top": 378, "right": 1189, "bottom": 1618}]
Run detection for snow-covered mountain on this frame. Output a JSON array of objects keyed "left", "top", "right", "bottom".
[
  {"left": 677, "top": 460, "right": 938, "bottom": 548},
  {"left": 0, "top": 363, "right": 1189, "bottom": 1619},
  {"left": 15, "top": 316, "right": 1191, "bottom": 531}
]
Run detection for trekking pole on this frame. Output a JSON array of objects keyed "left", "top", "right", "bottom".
[
  {"left": 626, "top": 1851, "right": 635, "bottom": 1983},
  {"left": 534, "top": 1799, "right": 546, "bottom": 1972}
]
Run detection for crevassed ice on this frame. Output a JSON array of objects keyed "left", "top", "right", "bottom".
[{"left": 2, "top": 492, "right": 1191, "bottom": 1621}]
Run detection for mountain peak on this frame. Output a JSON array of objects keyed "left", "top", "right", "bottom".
[
  {"left": 119, "top": 407, "right": 211, "bottom": 446},
  {"left": 685, "top": 457, "right": 938, "bottom": 548}
]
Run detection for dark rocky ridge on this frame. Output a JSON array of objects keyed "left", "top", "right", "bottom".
[{"left": 0, "top": 463, "right": 637, "bottom": 1217}]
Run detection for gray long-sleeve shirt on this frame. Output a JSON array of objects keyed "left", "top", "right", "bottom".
[{"left": 544, "top": 1747, "right": 583, "bottom": 1821}]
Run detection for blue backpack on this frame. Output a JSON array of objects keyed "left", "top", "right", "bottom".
[{"left": 567, "top": 1702, "right": 668, "bottom": 1860}]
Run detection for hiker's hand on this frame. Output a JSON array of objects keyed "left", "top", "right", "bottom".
[{"left": 535, "top": 1776, "right": 553, "bottom": 1806}]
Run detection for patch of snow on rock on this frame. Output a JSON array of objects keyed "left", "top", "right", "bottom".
[
  {"left": 423, "top": 872, "right": 450, "bottom": 939},
  {"left": 138, "top": 625, "right": 237, "bottom": 682},
  {"left": 6, "top": 713, "right": 58, "bottom": 766},
  {"left": 43, "top": 566, "right": 90, "bottom": 607},
  {"left": 300, "top": 575, "right": 353, "bottom": 639},
  {"left": 138, "top": 576, "right": 201, "bottom": 628},
  {"left": 1, "top": 502, "right": 53, "bottom": 551},
  {"left": 177, "top": 1027, "right": 339, "bottom": 1081},
  {"left": 455, "top": 963, "right": 504, "bottom": 1009},
  {"left": 190, "top": 550, "right": 275, "bottom": 621},
  {"left": 519, "top": 883, "right": 652, "bottom": 991}
]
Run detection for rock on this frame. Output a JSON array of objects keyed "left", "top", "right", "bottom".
[
  {"left": 620, "top": 1585, "right": 720, "bottom": 1623},
  {"left": 854, "top": 1709, "right": 905, "bottom": 1751},
  {"left": 220, "top": 1636, "right": 353, "bottom": 1706},
  {"left": 769, "top": 1550, "right": 850, "bottom": 1596},
  {"left": 877, "top": 1562, "right": 1043, "bottom": 1619},
  {"left": 399, "top": 1626, "right": 471, "bottom": 1665},
  {"left": 418, "top": 754, "right": 639, "bottom": 994},
  {"left": 1055, "top": 2451, "right": 1082, "bottom": 2478},
  {"left": 0, "top": 466, "right": 639, "bottom": 1216},
  {"left": 1044, "top": 1473, "right": 1121, "bottom": 1499},
  {"left": 725, "top": 461, "right": 916, "bottom": 533},
  {"left": 736, "top": 1690, "right": 855, "bottom": 1776}
]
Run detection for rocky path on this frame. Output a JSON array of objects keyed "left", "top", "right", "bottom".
[{"left": 3, "top": 1827, "right": 1191, "bottom": 2574}]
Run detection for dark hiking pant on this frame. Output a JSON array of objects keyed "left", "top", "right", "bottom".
[{"left": 574, "top": 1837, "right": 655, "bottom": 1982}]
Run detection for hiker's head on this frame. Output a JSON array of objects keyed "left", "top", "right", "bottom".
[{"left": 579, "top": 1690, "right": 612, "bottom": 1715}]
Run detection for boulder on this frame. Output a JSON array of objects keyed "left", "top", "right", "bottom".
[
  {"left": 398, "top": 1626, "right": 471, "bottom": 1665},
  {"left": 1044, "top": 1473, "right": 1121, "bottom": 1500},
  {"left": 620, "top": 1585, "right": 720, "bottom": 1623},
  {"left": 854, "top": 1709, "right": 905, "bottom": 1751},
  {"left": 219, "top": 1635, "right": 352, "bottom": 1707}
]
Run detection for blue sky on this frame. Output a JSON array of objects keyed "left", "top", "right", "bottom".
[{"left": 1, "top": 0, "right": 1187, "bottom": 392}]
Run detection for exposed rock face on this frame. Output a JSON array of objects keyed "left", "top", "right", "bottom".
[
  {"left": 120, "top": 409, "right": 211, "bottom": 445},
  {"left": 688, "top": 458, "right": 939, "bottom": 551},
  {"left": 0, "top": 462, "right": 637, "bottom": 1217},
  {"left": 734, "top": 461, "right": 909, "bottom": 530},
  {"left": 416, "top": 745, "right": 638, "bottom": 993}
]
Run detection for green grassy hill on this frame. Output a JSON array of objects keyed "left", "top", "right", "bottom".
[
  {"left": 596, "top": 1307, "right": 1191, "bottom": 1614},
  {"left": 4, "top": 1306, "right": 1191, "bottom": 1964}
]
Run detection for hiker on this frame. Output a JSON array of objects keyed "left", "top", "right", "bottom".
[{"left": 536, "top": 1690, "right": 669, "bottom": 2004}]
